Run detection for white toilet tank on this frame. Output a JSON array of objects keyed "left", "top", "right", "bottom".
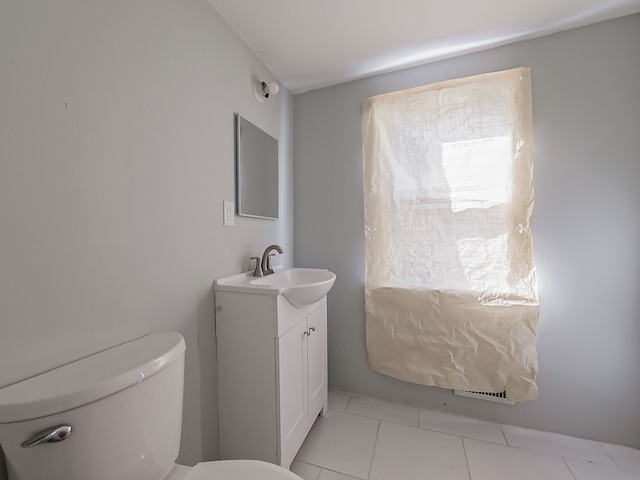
[{"left": 0, "top": 332, "right": 186, "bottom": 480}]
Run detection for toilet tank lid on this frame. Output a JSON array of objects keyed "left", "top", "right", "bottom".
[{"left": 0, "top": 332, "right": 185, "bottom": 423}]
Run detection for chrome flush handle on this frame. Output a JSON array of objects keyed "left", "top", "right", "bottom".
[{"left": 21, "top": 425, "right": 72, "bottom": 448}]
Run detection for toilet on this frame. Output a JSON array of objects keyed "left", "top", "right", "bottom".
[{"left": 0, "top": 332, "right": 301, "bottom": 480}]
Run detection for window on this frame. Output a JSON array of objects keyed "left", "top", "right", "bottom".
[{"left": 362, "top": 68, "right": 538, "bottom": 402}]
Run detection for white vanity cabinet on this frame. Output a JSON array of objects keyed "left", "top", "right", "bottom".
[{"left": 215, "top": 290, "right": 328, "bottom": 469}]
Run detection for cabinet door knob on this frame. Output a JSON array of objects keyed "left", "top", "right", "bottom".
[{"left": 304, "top": 326, "right": 316, "bottom": 336}]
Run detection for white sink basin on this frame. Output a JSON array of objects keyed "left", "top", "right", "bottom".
[{"left": 214, "top": 268, "right": 336, "bottom": 308}]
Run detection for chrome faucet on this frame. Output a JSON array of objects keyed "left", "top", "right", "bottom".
[{"left": 260, "top": 244, "right": 284, "bottom": 275}]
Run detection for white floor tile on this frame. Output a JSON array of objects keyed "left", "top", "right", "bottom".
[
  {"left": 602, "top": 443, "right": 640, "bottom": 471},
  {"left": 318, "top": 470, "right": 363, "bottom": 480},
  {"left": 290, "top": 460, "right": 322, "bottom": 480},
  {"left": 464, "top": 438, "right": 574, "bottom": 480},
  {"left": 297, "top": 393, "right": 637, "bottom": 480},
  {"left": 502, "top": 424, "right": 616, "bottom": 466},
  {"left": 419, "top": 409, "right": 506, "bottom": 445},
  {"left": 565, "top": 457, "right": 640, "bottom": 480},
  {"left": 369, "top": 421, "right": 469, "bottom": 480},
  {"left": 295, "top": 410, "right": 379, "bottom": 479},
  {"left": 346, "top": 395, "right": 419, "bottom": 427},
  {"left": 328, "top": 391, "right": 350, "bottom": 412}
]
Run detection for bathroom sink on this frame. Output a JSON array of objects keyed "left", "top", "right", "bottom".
[
  {"left": 250, "top": 269, "right": 336, "bottom": 307},
  {"left": 214, "top": 268, "right": 336, "bottom": 308}
]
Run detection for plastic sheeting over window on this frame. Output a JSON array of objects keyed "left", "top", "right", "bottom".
[{"left": 362, "top": 68, "right": 539, "bottom": 402}]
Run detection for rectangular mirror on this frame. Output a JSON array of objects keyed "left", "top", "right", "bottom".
[{"left": 236, "top": 114, "right": 279, "bottom": 219}]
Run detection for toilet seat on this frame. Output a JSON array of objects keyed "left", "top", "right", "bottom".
[{"left": 182, "top": 460, "right": 302, "bottom": 480}]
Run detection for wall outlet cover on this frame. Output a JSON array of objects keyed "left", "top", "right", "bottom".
[{"left": 223, "top": 201, "right": 235, "bottom": 226}]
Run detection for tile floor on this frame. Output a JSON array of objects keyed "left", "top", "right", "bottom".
[{"left": 290, "top": 391, "right": 640, "bottom": 480}]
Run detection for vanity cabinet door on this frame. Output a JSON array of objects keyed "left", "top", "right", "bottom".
[
  {"left": 277, "top": 319, "right": 308, "bottom": 465},
  {"left": 307, "top": 303, "right": 327, "bottom": 417},
  {"left": 276, "top": 302, "right": 328, "bottom": 468}
]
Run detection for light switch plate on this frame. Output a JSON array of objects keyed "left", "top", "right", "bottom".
[{"left": 223, "top": 201, "right": 235, "bottom": 226}]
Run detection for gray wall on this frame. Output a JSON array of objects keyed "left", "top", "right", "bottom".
[
  {"left": 0, "top": 0, "right": 293, "bottom": 466},
  {"left": 294, "top": 14, "right": 640, "bottom": 447}
]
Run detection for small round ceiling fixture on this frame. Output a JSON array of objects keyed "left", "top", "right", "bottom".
[{"left": 254, "top": 81, "right": 280, "bottom": 103}]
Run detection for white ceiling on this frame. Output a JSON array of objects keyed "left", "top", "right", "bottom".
[{"left": 208, "top": 0, "right": 640, "bottom": 94}]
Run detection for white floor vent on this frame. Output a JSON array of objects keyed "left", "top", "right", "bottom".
[{"left": 454, "top": 389, "right": 514, "bottom": 405}]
